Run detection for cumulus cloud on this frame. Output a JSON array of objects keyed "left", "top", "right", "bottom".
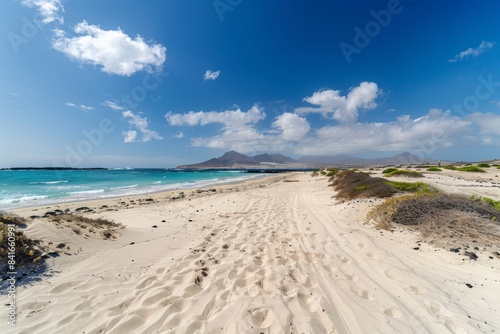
[
  {"left": 174, "top": 132, "right": 185, "bottom": 139},
  {"left": 448, "top": 41, "right": 494, "bottom": 62},
  {"left": 122, "top": 130, "right": 138, "bottom": 143},
  {"left": 122, "top": 110, "right": 163, "bottom": 143},
  {"left": 204, "top": 70, "right": 221, "bottom": 81},
  {"left": 52, "top": 21, "right": 166, "bottom": 76},
  {"left": 65, "top": 102, "right": 94, "bottom": 112},
  {"left": 167, "top": 105, "right": 265, "bottom": 127},
  {"left": 22, "top": 0, "right": 64, "bottom": 24},
  {"left": 102, "top": 100, "right": 124, "bottom": 111},
  {"left": 272, "top": 113, "right": 310, "bottom": 140},
  {"left": 167, "top": 100, "right": 500, "bottom": 156},
  {"left": 295, "top": 82, "right": 380, "bottom": 124},
  {"left": 166, "top": 106, "right": 314, "bottom": 153},
  {"left": 167, "top": 106, "right": 266, "bottom": 150}
]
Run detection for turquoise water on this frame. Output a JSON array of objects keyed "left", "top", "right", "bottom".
[{"left": 0, "top": 169, "right": 258, "bottom": 209}]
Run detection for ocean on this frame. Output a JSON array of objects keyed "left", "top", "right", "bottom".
[{"left": 0, "top": 169, "right": 261, "bottom": 210}]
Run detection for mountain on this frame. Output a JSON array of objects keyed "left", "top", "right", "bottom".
[
  {"left": 176, "top": 150, "right": 445, "bottom": 169},
  {"left": 176, "top": 151, "right": 297, "bottom": 168},
  {"left": 370, "top": 152, "right": 440, "bottom": 166},
  {"left": 298, "top": 154, "right": 370, "bottom": 165},
  {"left": 253, "top": 153, "right": 296, "bottom": 163},
  {"left": 219, "top": 151, "right": 255, "bottom": 164}
]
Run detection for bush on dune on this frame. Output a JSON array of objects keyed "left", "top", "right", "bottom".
[
  {"left": 0, "top": 212, "right": 47, "bottom": 271},
  {"left": 457, "top": 166, "right": 486, "bottom": 173},
  {"left": 477, "top": 163, "right": 491, "bottom": 168},
  {"left": 382, "top": 168, "right": 398, "bottom": 174},
  {"left": 426, "top": 167, "right": 442, "bottom": 172},
  {"left": 442, "top": 165, "right": 458, "bottom": 170},
  {"left": 368, "top": 193, "right": 500, "bottom": 244},
  {"left": 330, "top": 170, "right": 435, "bottom": 200},
  {"left": 384, "top": 169, "right": 424, "bottom": 178}
]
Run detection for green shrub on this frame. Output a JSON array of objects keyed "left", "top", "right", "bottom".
[
  {"left": 442, "top": 165, "right": 458, "bottom": 170},
  {"left": 426, "top": 167, "right": 442, "bottom": 172},
  {"left": 457, "top": 166, "right": 486, "bottom": 173},
  {"left": 355, "top": 185, "right": 374, "bottom": 191},
  {"left": 477, "top": 163, "right": 491, "bottom": 168},
  {"left": 385, "top": 170, "right": 424, "bottom": 178},
  {"left": 326, "top": 168, "right": 340, "bottom": 177},
  {"left": 385, "top": 181, "right": 435, "bottom": 194},
  {"left": 382, "top": 168, "right": 398, "bottom": 174},
  {"left": 482, "top": 197, "right": 500, "bottom": 210}
]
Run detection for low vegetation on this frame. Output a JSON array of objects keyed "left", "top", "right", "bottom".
[
  {"left": 48, "top": 214, "right": 122, "bottom": 239},
  {"left": 368, "top": 193, "right": 500, "bottom": 247},
  {"left": 457, "top": 166, "right": 486, "bottom": 173},
  {"left": 385, "top": 181, "right": 435, "bottom": 194},
  {"left": 426, "top": 167, "right": 442, "bottom": 172},
  {"left": 0, "top": 211, "right": 47, "bottom": 273},
  {"left": 325, "top": 168, "right": 340, "bottom": 177},
  {"left": 384, "top": 169, "right": 424, "bottom": 178},
  {"left": 442, "top": 165, "right": 458, "bottom": 170},
  {"left": 330, "top": 171, "right": 435, "bottom": 200},
  {"left": 382, "top": 168, "right": 398, "bottom": 174},
  {"left": 477, "top": 163, "right": 491, "bottom": 168}
]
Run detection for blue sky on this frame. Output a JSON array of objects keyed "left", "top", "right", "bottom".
[{"left": 1, "top": 0, "right": 500, "bottom": 167}]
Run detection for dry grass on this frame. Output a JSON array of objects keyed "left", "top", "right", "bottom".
[
  {"left": 331, "top": 170, "right": 398, "bottom": 200},
  {"left": 331, "top": 171, "right": 437, "bottom": 200},
  {"left": 368, "top": 193, "right": 500, "bottom": 247},
  {"left": 49, "top": 214, "right": 123, "bottom": 239},
  {"left": 0, "top": 212, "right": 47, "bottom": 271}
]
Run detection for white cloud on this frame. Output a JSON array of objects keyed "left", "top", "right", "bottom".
[
  {"left": 204, "top": 70, "right": 221, "bottom": 81},
  {"left": 122, "top": 130, "right": 138, "bottom": 143},
  {"left": 272, "top": 113, "right": 310, "bottom": 140},
  {"left": 167, "top": 105, "right": 265, "bottom": 127},
  {"left": 22, "top": 0, "right": 64, "bottom": 24},
  {"left": 468, "top": 112, "right": 500, "bottom": 135},
  {"left": 167, "top": 101, "right": 500, "bottom": 157},
  {"left": 65, "top": 102, "right": 94, "bottom": 112},
  {"left": 122, "top": 110, "right": 163, "bottom": 143},
  {"left": 295, "top": 82, "right": 379, "bottom": 124},
  {"left": 448, "top": 41, "right": 494, "bottom": 62},
  {"left": 175, "top": 132, "right": 185, "bottom": 139},
  {"left": 102, "top": 101, "right": 124, "bottom": 111},
  {"left": 52, "top": 21, "right": 166, "bottom": 76}
]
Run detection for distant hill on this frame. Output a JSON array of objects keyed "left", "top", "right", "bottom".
[
  {"left": 176, "top": 151, "right": 298, "bottom": 168},
  {"left": 176, "top": 150, "right": 444, "bottom": 169}
]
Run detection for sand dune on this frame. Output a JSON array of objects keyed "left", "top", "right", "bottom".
[{"left": 3, "top": 172, "right": 500, "bottom": 333}]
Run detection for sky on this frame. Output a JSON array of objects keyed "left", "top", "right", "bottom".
[{"left": 1, "top": 0, "right": 500, "bottom": 168}]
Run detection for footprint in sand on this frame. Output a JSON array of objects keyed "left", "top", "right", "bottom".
[
  {"left": 347, "top": 274, "right": 359, "bottom": 282},
  {"left": 366, "top": 252, "right": 380, "bottom": 260},
  {"left": 408, "top": 285, "right": 428, "bottom": 295},
  {"left": 384, "top": 268, "right": 402, "bottom": 281},
  {"left": 251, "top": 307, "right": 275, "bottom": 328},
  {"left": 384, "top": 307, "right": 402, "bottom": 318},
  {"left": 354, "top": 289, "right": 375, "bottom": 300},
  {"left": 337, "top": 255, "right": 351, "bottom": 264}
]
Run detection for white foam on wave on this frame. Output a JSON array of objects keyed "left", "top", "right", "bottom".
[
  {"left": 110, "top": 184, "right": 139, "bottom": 190},
  {"left": 69, "top": 189, "right": 105, "bottom": 195},
  {"left": 29, "top": 180, "right": 69, "bottom": 185},
  {"left": 0, "top": 195, "right": 48, "bottom": 205}
]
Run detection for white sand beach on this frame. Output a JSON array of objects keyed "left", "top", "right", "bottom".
[{"left": 3, "top": 170, "right": 500, "bottom": 333}]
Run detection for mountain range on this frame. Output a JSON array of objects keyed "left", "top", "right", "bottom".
[{"left": 176, "top": 151, "right": 442, "bottom": 169}]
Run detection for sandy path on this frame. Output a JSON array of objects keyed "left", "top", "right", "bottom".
[{"left": 2, "top": 173, "right": 499, "bottom": 333}]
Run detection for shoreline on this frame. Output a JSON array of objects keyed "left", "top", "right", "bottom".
[
  {"left": 1, "top": 172, "right": 275, "bottom": 212},
  {"left": 10, "top": 173, "right": 293, "bottom": 217},
  {"left": 2, "top": 170, "right": 500, "bottom": 333}
]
